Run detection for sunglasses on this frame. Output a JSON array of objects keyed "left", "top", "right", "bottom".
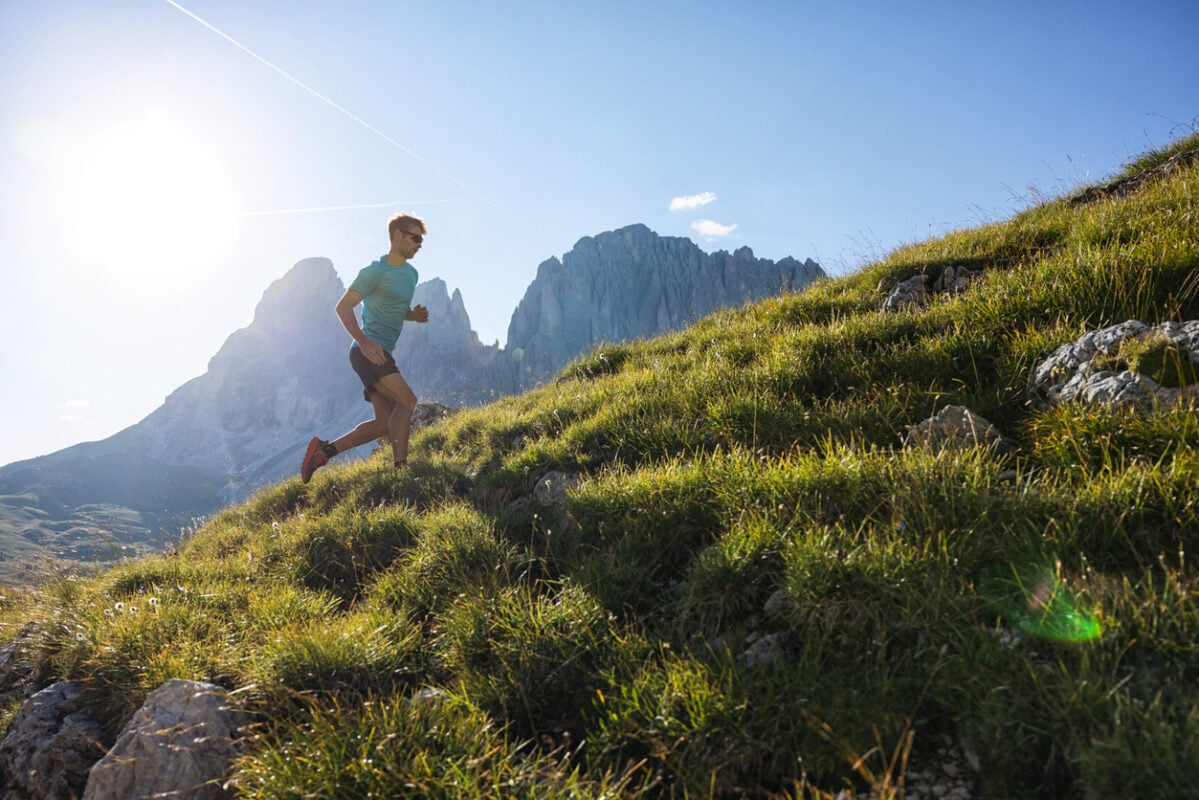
[{"left": 404, "top": 231, "right": 424, "bottom": 244}]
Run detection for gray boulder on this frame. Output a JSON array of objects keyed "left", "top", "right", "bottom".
[
  {"left": 881, "top": 274, "right": 929, "bottom": 312},
  {"left": 743, "top": 633, "right": 787, "bottom": 668},
  {"left": 932, "top": 265, "right": 984, "bottom": 294},
  {"left": 905, "top": 405, "right": 1011, "bottom": 454},
  {"left": 0, "top": 681, "right": 106, "bottom": 800},
  {"left": 881, "top": 266, "right": 983, "bottom": 312},
  {"left": 83, "top": 679, "right": 244, "bottom": 800}
]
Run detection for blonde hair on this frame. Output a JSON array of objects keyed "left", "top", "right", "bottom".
[{"left": 388, "top": 212, "right": 427, "bottom": 240}]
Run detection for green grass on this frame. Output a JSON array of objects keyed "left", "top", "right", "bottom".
[{"left": 2, "top": 132, "right": 1198, "bottom": 798}]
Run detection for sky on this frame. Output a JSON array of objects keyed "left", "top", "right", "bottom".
[{"left": 1, "top": 0, "right": 1196, "bottom": 467}]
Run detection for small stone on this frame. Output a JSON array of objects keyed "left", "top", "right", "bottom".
[
  {"left": 533, "top": 470, "right": 581, "bottom": 506},
  {"left": 743, "top": 633, "right": 785, "bottom": 667},
  {"left": 763, "top": 588, "right": 791, "bottom": 618}
]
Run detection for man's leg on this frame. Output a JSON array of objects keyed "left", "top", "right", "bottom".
[
  {"left": 368, "top": 371, "right": 418, "bottom": 465},
  {"left": 330, "top": 392, "right": 396, "bottom": 454},
  {"left": 301, "top": 392, "right": 396, "bottom": 482}
]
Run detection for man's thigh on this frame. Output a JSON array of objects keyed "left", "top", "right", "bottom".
[{"left": 371, "top": 371, "right": 416, "bottom": 407}]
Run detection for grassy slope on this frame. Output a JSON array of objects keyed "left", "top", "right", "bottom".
[{"left": 2, "top": 133, "right": 1197, "bottom": 799}]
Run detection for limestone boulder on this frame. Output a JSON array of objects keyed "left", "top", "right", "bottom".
[{"left": 83, "top": 679, "right": 244, "bottom": 800}]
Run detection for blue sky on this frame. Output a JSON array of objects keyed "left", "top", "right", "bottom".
[{"left": 1, "top": 0, "right": 1196, "bottom": 466}]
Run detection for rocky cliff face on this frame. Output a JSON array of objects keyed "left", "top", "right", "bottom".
[{"left": 494, "top": 224, "right": 825, "bottom": 392}]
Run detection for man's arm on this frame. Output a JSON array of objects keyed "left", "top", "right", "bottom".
[
  {"left": 405, "top": 304, "right": 429, "bottom": 323},
  {"left": 335, "top": 289, "right": 387, "bottom": 365}
]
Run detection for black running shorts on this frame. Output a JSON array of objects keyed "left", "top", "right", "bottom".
[{"left": 349, "top": 345, "right": 400, "bottom": 401}]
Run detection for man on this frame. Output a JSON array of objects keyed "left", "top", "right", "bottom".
[{"left": 300, "top": 211, "right": 430, "bottom": 483}]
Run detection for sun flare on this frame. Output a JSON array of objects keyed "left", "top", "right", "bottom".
[{"left": 62, "top": 110, "right": 239, "bottom": 290}]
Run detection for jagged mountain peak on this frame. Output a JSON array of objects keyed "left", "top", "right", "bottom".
[
  {"left": 501, "top": 224, "right": 825, "bottom": 391},
  {"left": 249, "top": 257, "right": 343, "bottom": 334}
]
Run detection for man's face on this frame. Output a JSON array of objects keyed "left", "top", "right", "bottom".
[{"left": 393, "top": 227, "right": 424, "bottom": 258}]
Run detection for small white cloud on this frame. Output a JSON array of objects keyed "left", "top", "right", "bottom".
[
  {"left": 58, "top": 399, "right": 91, "bottom": 423},
  {"left": 670, "top": 192, "right": 717, "bottom": 211},
  {"left": 691, "top": 219, "right": 738, "bottom": 240}
]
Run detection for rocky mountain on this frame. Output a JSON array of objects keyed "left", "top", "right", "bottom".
[
  {"left": 393, "top": 278, "right": 502, "bottom": 406},
  {"left": 492, "top": 224, "right": 825, "bottom": 393},
  {"left": 0, "top": 227, "right": 823, "bottom": 579},
  {"left": 0, "top": 259, "right": 359, "bottom": 578}
]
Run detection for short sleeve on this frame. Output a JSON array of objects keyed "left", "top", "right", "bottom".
[{"left": 349, "top": 264, "right": 380, "bottom": 297}]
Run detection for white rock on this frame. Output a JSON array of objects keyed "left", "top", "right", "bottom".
[{"left": 83, "top": 679, "right": 243, "bottom": 800}]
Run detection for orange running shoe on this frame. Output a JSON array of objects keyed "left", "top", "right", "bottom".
[{"left": 301, "top": 437, "right": 332, "bottom": 483}]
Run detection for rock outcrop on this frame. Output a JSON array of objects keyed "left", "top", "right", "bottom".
[
  {"left": 0, "top": 682, "right": 107, "bottom": 800},
  {"left": 1029, "top": 320, "right": 1199, "bottom": 408},
  {"left": 904, "top": 405, "right": 1012, "bottom": 454},
  {"left": 880, "top": 265, "right": 984, "bottom": 312},
  {"left": 0, "top": 678, "right": 244, "bottom": 800}
]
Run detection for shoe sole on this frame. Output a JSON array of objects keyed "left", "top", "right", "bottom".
[{"left": 301, "top": 437, "right": 323, "bottom": 484}]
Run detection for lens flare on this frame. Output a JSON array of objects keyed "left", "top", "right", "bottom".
[{"left": 983, "top": 560, "right": 1102, "bottom": 642}]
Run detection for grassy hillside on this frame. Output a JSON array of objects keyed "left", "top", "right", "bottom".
[{"left": 2, "top": 133, "right": 1197, "bottom": 798}]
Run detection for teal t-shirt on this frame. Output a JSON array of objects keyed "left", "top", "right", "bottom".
[{"left": 349, "top": 257, "right": 418, "bottom": 352}]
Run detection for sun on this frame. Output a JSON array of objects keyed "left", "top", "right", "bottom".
[{"left": 62, "top": 110, "right": 240, "bottom": 290}]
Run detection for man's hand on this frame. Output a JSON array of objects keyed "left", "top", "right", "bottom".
[
  {"left": 407, "top": 304, "right": 429, "bottom": 323},
  {"left": 359, "top": 339, "right": 387, "bottom": 366}
]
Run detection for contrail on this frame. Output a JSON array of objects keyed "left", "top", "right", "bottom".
[
  {"left": 161, "top": 0, "right": 500, "bottom": 210},
  {"left": 241, "top": 198, "right": 471, "bottom": 217}
]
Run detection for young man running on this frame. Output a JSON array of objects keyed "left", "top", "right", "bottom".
[{"left": 300, "top": 212, "right": 430, "bottom": 483}]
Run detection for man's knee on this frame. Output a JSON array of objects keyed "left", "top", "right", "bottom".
[
  {"left": 376, "top": 378, "right": 417, "bottom": 412},
  {"left": 391, "top": 395, "right": 417, "bottom": 418}
]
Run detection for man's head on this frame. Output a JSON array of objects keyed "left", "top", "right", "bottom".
[
  {"left": 387, "top": 212, "right": 427, "bottom": 260},
  {"left": 388, "top": 212, "right": 427, "bottom": 242}
]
